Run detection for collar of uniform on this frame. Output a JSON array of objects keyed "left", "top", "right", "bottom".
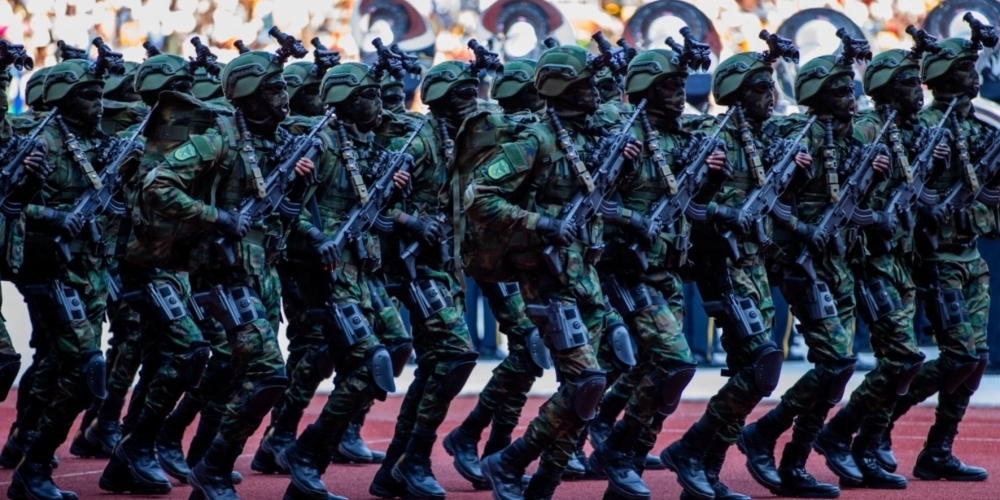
[{"left": 932, "top": 97, "right": 976, "bottom": 120}]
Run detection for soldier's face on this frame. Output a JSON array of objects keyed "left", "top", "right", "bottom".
[
  {"left": 569, "top": 77, "right": 601, "bottom": 114},
  {"left": 950, "top": 58, "right": 980, "bottom": 99},
  {"left": 381, "top": 85, "right": 406, "bottom": 114},
  {"left": 345, "top": 86, "right": 383, "bottom": 132},
  {"left": 597, "top": 77, "right": 621, "bottom": 103},
  {"left": 431, "top": 82, "right": 478, "bottom": 124},
  {"left": 650, "top": 75, "right": 686, "bottom": 118},
  {"left": 520, "top": 86, "right": 544, "bottom": 113},
  {"left": 819, "top": 75, "right": 856, "bottom": 120},
  {"left": 740, "top": 71, "right": 775, "bottom": 122},
  {"left": 67, "top": 83, "right": 104, "bottom": 127},
  {"left": 294, "top": 83, "right": 325, "bottom": 117},
  {"left": 260, "top": 78, "right": 290, "bottom": 120},
  {"left": 891, "top": 68, "right": 923, "bottom": 115}
]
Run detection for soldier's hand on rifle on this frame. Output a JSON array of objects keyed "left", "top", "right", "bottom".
[
  {"left": 794, "top": 151, "right": 812, "bottom": 169},
  {"left": 625, "top": 211, "right": 655, "bottom": 246},
  {"left": 214, "top": 210, "right": 251, "bottom": 239},
  {"left": 23, "top": 151, "right": 54, "bottom": 182},
  {"left": 872, "top": 210, "right": 899, "bottom": 237},
  {"left": 623, "top": 141, "right": 642, "bottom": 160},
  {"left": 294, "top": 157, "right": 314, "bottom": 177},
  {"left": 705, "top": 151, "right": 727, "bottom": 171},
  {"left": 872, "top": 154, "right": 891, "bottom": 174},
  {"left": 713, "top": 205, "right": 751, "bottom": 237},
  {"left": 918, "top": 203, "right": 950, "bottom": 228},
  {"left": 932, "top": 141, "right": 950, "bottom": 160},
  {"left": 40, "top": 207, "right": 84, "bottom": 238},
  {"left": 392, "top": 170, "right": 411, "bottom": 195},
  {"left": 792, "top": 220, "right": 828, "bottom": 253},
  {"left": 305, "top": 226, "right": 340, "bottom": 266},
  {"left": 400, "top": 213, "right": 442, "bottom": 246},
  {"left": 536, "top": 215, "right": 574, "bottom": 247}
]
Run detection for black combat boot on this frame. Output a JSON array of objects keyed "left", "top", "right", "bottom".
[
  {"left": 369, "top": 435, "right": 409, "bottom": 499},
  {"left": 777, "top": 441, "right": 840, "bottom": 498},
  {"left": 280, "top": 425, "right": 336, "bottom": 499},
  {"left": 660, "top": 415, "right": 720, "bottom": 500},
  {"left": 187, "top": 439, "right": 240, "bottom": 500},
  {"left": 444, "top": 425, "right": 486, "bottom": 485},
  {"left": 9, "top": 460, "right": 63, "bottom": 500},
  {"left": 69, "top": 408, "right": 107, "bottom": 458},
  {"left": 848, "top": 433, "right": 907, "bottom": 489},
  {"left": 0, "top": 428, "right": 34, "bottom": 469},
  {"left": 814, "top": 408, "right": 863, "bottom": 484},
  {"left": 593, "top": 422, "right": 650, "bottom": 500},
  {"left": 736, "top": 402, "right": 795, "bottom": 491},
  {"left": 482, "top": 437, "right": 543, "bottom": 500},
  {"left": 912, "top": 423, "right": 988, "bottom": 481},
  {"left": 566, "top": 427, "right": 601, "bottom": 480},
  {"left": 523, "top": 463, "right": 563, "bottom": 500},
  {"left": 589, "top": 393, "right": 627, "bottom": 450},
  {"left": 700, "top": 439, "right": 750, "bottom": 500},
  {"left": 334, "top": 411, "right": 383, "bottom": 463},
  {"left": 478, "top": 425, "right": 515, "bottom": 490},
  {"left": 875, "top": 424, "right": 897, "bottom": 473},
  {"left": 252, "top": 425, "right": 295, "bottom": 474},
  {"left": 154, "top": 420, "right": 190, "bottom": 483},
  {"left": 99, "top": 432, "right": 173, "bottom": 494},
  {"left": 392, "top": 432, "right": 446, "bottom": 499},
  {"left": 185, "top": 411, "right": 242, "bottom": 486},
  {"left": 84, "top": 418, "right": 122, "bottom": 457}
]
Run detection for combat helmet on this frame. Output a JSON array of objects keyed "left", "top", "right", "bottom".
[
  {"left": 921, "top": 14, "right": 998, "bottom": 86},
  {"left": 320, "top": 62, "right": 380, "bottom": 105},
  {"left": 794, "top": 29, "right": 871, "bottom": 106},
  {"left": 135, "top": 54, "right": 192, "bottom": 94},
  {"left": 25, "top": 68, "right": 51, "bottom": 108},
  {"left": 864, "top": 26, "right": 940, "bottom": 96},
  {"left": 189, "top": 37, "right": 223, "bottom": 100},
  {"left": 712, "top": 30, "right": 798, "bottom": 106},
  {"left": 491, "top": 59, "right": 537, "bottom": 100},
  {"left": 624, "top": 49, "right": 686, "bottom": 95},
  {"left": 422, "top": 39, "right": 500, "bottom": 103},
  {"left": 535, "top": 45, "right": 595, "bottom": 97},
  {"left": 222, "top": 27, "right": 307, "bottom": 101},
  {"left": 43, "top": 38, "right": 125, "bottom": 104}
]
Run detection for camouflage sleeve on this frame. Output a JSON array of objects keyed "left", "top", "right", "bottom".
[
  {"left": 144, "top": 132, "right": 226, "bottom": 225},
  {"left": 464, "top": 131, "right": 544, "bottom": 232},
  {"left": 24, "top": 128, "right": 58, "bottom": 221},
  {"left": 294, "top": 133, "right": 336, "bottom": 236}
]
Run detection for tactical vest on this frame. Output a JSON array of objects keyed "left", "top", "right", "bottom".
[{"left": 101, "top": 100, "right": 150, "bottom": 135}]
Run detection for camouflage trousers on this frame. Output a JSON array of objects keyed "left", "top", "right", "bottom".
[
  {"left": 509, "top": 249, "right": 603, "bottom": 470},
  {"left": 693, "top": 258, "right": 777, "bottom": 446},
  {"left": 190, "top": 263, "right": 285, "bottom": 446},
  {"left": 881, "top": 255, "right": 989, "bottom": 430},
  {"left": 841, "top": 251, "right": 921, "bottom": 438},
  {"left": 774, "top": 247, "right": 856, "bottom": 444},
  {"left": 0, "top": 282, "right": 14, "bottom": 357},
  {"left": 17, "top": 252, "right": 108, "bottom": 461}
]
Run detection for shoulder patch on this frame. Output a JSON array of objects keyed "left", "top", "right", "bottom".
[
  {"left": 172, "top": 143, "right": 198, "bottom": 161},
  {"left": 485, "top": 157, "right": 514, "bottom": 180}
]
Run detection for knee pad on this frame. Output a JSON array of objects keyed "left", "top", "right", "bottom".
[
  {"left": 192, "top": 285, "right": 261, "bottom": 331},
  {"left": 819, "top": 356, "right": 857, "bottom": 404},
  {"left": 603, "top": 322, "right": 637, "bottom": 373},
  {"left": 480, "top": 281, "right": 521, "bottom": 301},
  {"left": 750, "top": 342, "right": 784, "bottom": 396},
  {"left": 184, "top": 340, "right": 212, "bottom": 389},
  {"left": 0, "top": 353, "right": 21, "bottom": 402},
  {"left": 601, "top": 275, "right": 659, "bottom": 317},
  {"left": 405, "top": 279, "right": 452, "bottom": 321},
  {"left": 942, "top": 352, "right": 982, "bottom": 394},
  {"left": 965, "top": 351, "right": 989, "bottom": 392},
  {"left": 784, "top": 276, "right": 837, "bottom": 321},
  {"left": 856, "top": 278, "right": 903, "bottom": 325},
  {"left": 893, "top": 352, "right": 926, "bottom": 395},
  {"left": 923, "top": 288, "right": 968, "bottom": 333},
  {"left": 435, "top": 351, "right": 479, "bottom": 400},
  {"left": 386, "top": 341, "right": 414, "bottom": 378},
  {"left": 572, "top": 369, "right": 607, "bottom": 421},
  {"left": 80, "top": 349, "right": 107, "bottom": 400},
  {"left": 365, "top": 345, "right": 396, "bottom": 401},
  {"left": 525, "top": 327, "right": 553, "bottom": 376},
  {"left": 654, "top": 362, "right": 697, "bottom": 416},
  {"left": 525, "top": 300, "right": 588, "bottom": 351},
  {"left": 242, "top": 376, "right": 289, "bottom": 420}
]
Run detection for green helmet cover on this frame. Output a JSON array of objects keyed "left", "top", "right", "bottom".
[
  {"left": 320, "top": 62, "right": 379, "bottom": 105},
  {"left": 135, "top": 54, "right": 192, "bottom": 93},
  {"left": 864, "top": 49, "right": 918, "bottom": 96},
  {"left": 381, "top": 73, "right": 405, "bottom": 91},
  {"left": 712, "top": 52, "right": 772, "bottom": 106},
  {"left": 794, "top": 55, "right": 854, "bottom": 106},
  {"left": 283, "top": 60, "right": 323, "bottom": 101},
  {"left": 26, "top": 68, "right": 52, "bottom": 107},
  {"left": 192, "top": 62, "right": 224, "bottom": 100},
  {"left": 491, "top": 59, "right": 537, "bottom": 100},
  {"left": 921, "top": 38, "right": 978, "bottom": 85},
  {"left": 221, "top": 50, "right": 284, "bottom": 101},
  {"left": 43, "top": 59, "right": 105, "bottom": 103},
  {"left": 104, "top": 61, "right": 139, "bottom": 94},
  {"left": 625, "top": 49, "right": 687, "bottom": 95},
  {"left": 421, "top": 60, "right": 477, "bottom": 104},
  {"left": 536, "top": 45, "right": 596, "bottom": 98}
]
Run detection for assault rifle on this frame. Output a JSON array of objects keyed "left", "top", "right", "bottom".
[
  {"left": 626, "top": 107, "right": 734, "bottom": 270},
  {"left": 329, "top": 122, "right": 423, "bottom": 268},
  {"left": 0, "top": 109, "right": 57, "bottom": 213},
  {"left": 795, "top": 110, "right": 895, "bottom": 281},
  {"left": 876, "top": 98, "right": 956, "bottom": 253},
  {"left": 54, "top": 112, "right": 151, "bottom": 261},
  {"left": 541, "top": 100, "right": 646, "bottom": 276},
  {"left": 721, "top": 115, "right": 816, "bottom": 260},
  {"left": 214, "top": 108, "right": 333, "bottom": 266}
]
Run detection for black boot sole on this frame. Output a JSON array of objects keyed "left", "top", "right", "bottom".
[
  {"left": 390, "top": 464, "right": 446, "bottom": 500},
  {"left": 156, "top": 456, "right": 191, "bottom": 484},
  {"left": 777, "top": 486, "right": 841, "bottom": 499},
  {"left": 98, "top": 475, "right": 172, "bottom": 495},
  {"left": 337, "top": 443, "right": 376, "bottom": 464},
  {"left": 443, "top": 432, "right": 486, "bottom": 484},
  {"left": 913, "top": 466, "right": 989, "bottom": 482},
  {"left": 812, "top": 439, "right": 863, "bottom": 484},
  {"left": 481, "top": 454, "right": 524, "bottom": 500},
  {"left": 659, "top": 447, "right": 714, "bottom": 500},
  {"left": 592, "top": 451, "right": 651, "bottom": 500},
  {"left": 69, "top": 436, "right": 110, "bottom": 459},
  {"left": 735, "top": 431, "right": 781, "bottom": 491}
]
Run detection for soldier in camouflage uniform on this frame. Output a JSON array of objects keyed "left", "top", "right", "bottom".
[
  {"left": 8, "top": 54, "right": 125, "bottom": 500},
  {"left": 814, "top": 29, "right": 953, "bottom": 490},
  {"left": 465, "top": 44, "right": 641, "bottom": 500},
  {"left": 275, "top": 60, "right": 410, "bottom": 500},
  {"left": 878, "top": 24, "right": 998, "bottom": 483},
  {"left": 442, "top": 58, "right": 551, "bottom": 491},
  {"left": 139, "top": 45, "right": 316, "bottom": 499},
  {"left": 738, "top": 50, "right": 890, "bottom": 499},
  {"left": 8, "top": 68, "right": 52, "bottom": 134},
  {"left": 367, "top": 58, "right": 483, "bottom": 500}
]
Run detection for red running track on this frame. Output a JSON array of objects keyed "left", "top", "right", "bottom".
[{"left": 0, "top": 395, "right": 996, "bottom": 499}]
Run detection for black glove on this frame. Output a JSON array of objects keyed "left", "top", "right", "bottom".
[
  {"left": 713, "top": 205, "right": 750, "bottom": 236},
  {"left": 792, "top": 220, "right": 828, "bottom": 254},
  {"left": 305, "top": 226, "right": 340, "bottom": 266},
  {"left": 23, "top": 151, "right": 54, "bottom": 183},
  {"left": 401, "top": 215, "right": 443, "bottom": 246},
  {"left": 871, "top": 210, "right": 899, "bottom": 237},
  {"left": 625, "top": 211, "right": 655, "bottom": 246},
  {"left": 918, "top": 203, "right": 950, "bottom": 228},
  {"left": 214, "top": 210, "right": 251, "bottom": 239},
  {"left": 39, "top": 207, "right": 84, "bottom": 238},
  {"left": 536, "top": 215, "right": 574, "bottom": 247}
]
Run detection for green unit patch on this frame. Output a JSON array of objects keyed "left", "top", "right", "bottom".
[
  {"left": 485, "top": 157, "right": 513, "bottom": 180},
  {"left": 173, "top": 143, "right": 198, "bottom": 161}
]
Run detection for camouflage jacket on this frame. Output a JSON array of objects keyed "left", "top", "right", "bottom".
[
  {"left": 8, "top": 110, "right": 46, "bottom": 136},
  {"left": 0, "top": 118, "right": 25, "bottom": 273},
  {"left": 101, "top": 99, "right": 149, "bottom": 135},
  {"left": 917, "top": 98, "right": 1000, "bottom": 262}
]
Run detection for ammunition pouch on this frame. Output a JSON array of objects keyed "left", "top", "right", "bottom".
[
  {"left": 654, "top": 362, "right": 697, "bottom": 416},
  {"left": 525, "top": 300, "right": 589, "bottom": 352},
  {"left": 922, "top": 287, "right": 968, "bottom": 334},
  {"left": 783, "top": 275, "right": 837, "bottom": 321},
  {"left": 404, "top": 279, "right": 453, "bottom": 321},
  {"left": 602, "top": 321, "right": 637, "bottom": 372},
  {"left": 192, "top": 285, "right": 260, "bottom": 332},
  {"left": 124, "top": 281, "right": 190, "bottom": 324},
  {"left": 703, "top": 292, "right": 767, "bottom": 340},
  {"left": 572, "top": 369, "right": 607, "bottom": 421},
  {"left": 365, "top": 345, "right": 396, "bottom": 400},
  {"left": 307, "top": 302, "right": 375, "bottom": 350},
  {"left": 601, "top": 275, "right": 660, "bottom": 318},
  {"left": 525, "top": 327, "right": 553, "bottom": 376},
  {"left": 24, "top": 280, "right": 87, "bottom": 326},
  {"left": 80, "top": 348, "right": 107, "bottom": 400},
  {"left": 856, "top": 278, "right": 902, "bottom": 325},
  {"left": 241, "top": 376, "right": 289, "bottom": 420},
  {"left": 818, "top": 356, "right": 857, "bottom": 404}
]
